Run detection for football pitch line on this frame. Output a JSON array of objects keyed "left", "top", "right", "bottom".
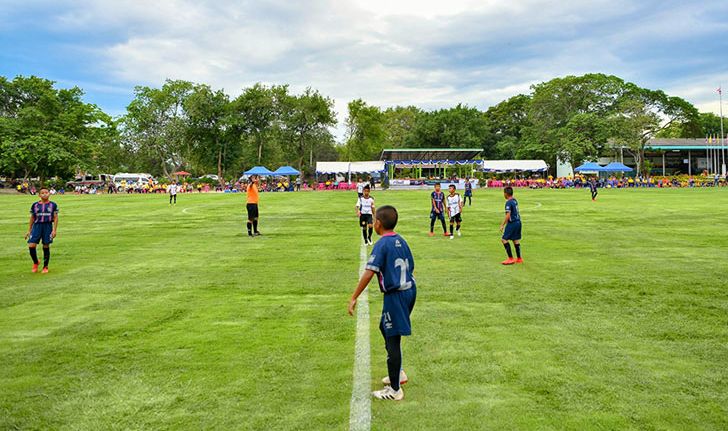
[{"left": 349, "top": 242, "right": 371, "bottom": 431}]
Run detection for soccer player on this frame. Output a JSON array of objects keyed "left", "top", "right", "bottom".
[
  {"left": 356, "top": 185, "right": 375, "bottom": 245},
  {"left": 348, "top": 205, "right": 416, "bottom": 401},
  {"left": 463, "top": 177, "right": 473, "bottom": 206},
  {"left": 356, "top": 178, "right": 365, "bottom": 198},
  {"left": 429, "top": 183, "right": 448, "bottom": 237},
  {"left": 446, "top": 184, "right": 463, "bottom": 239},
  {"left": 24, "top": 187, "right": 59, "bottom": 273},
  {"left": 168, "top": 181, "right": 178, "bottom": 205},
  {"left": 499, "top": 186, "right": 522, "bottom": 265},
  {"left": 588, "top": 177, "right": 598, "bottom": 201},
  {"left": 246, "top": 174, "right": 261, "bottom": 237}
]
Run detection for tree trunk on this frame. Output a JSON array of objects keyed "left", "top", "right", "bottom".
[
  {"left": 217, "top": 146, "right": 224, "bottom": 188},
  {"left": 257, "top": 134, "right": 263, "bottom": 164}
]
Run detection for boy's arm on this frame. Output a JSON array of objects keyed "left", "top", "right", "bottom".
[
  {"left": 348, "top": 269, "right": 375, "bottom": 316},
  {"left": 500, "top": 211, "right": 510, "bottom": 232},
  {"left": 52, "top": 212, "right": 59, "bottom": 238},
  {"left": 25, "top": 215, "right": 35, "bottom": 239},
  {"left": 431, "top": 197, "right": 438, "bottom": 213}
]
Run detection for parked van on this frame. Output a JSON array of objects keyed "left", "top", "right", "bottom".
[{"left": 113, "top": 173, "right": 155, "bottom": 188}]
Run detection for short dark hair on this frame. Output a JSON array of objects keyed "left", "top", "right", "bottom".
[
  {"left": 448, "top": 184, "right": 455, "bottom": 189},
  {"left": 376, "top": 205, "right": 398, "bottom": 230},
  {"left": 504, "top": 186, "right": 514, "bottom": 196},
  {"left": 39, "top": 187, "right": 49, "bottom": 192},
  {"left": 434, "top": 182, "right": 441, "bottom": 187},
  {"left": 363, "top": 185, "right": 370, "bottom": 190}
]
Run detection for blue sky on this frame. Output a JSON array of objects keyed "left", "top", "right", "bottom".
[{"left": 2, "top": 0, "right": 727, "bottom": 138}]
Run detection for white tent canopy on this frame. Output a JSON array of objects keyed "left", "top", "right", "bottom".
[
  {"left": 315, "top": 161, "right": 385, "bottom": 175},
  {"left": 480, "top": 160, "right": 548, "bottom": 172}
]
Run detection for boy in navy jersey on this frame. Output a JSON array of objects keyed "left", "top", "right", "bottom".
[
  {"left": 429, "top": 183, "right": 448, "bottom": 237},
  {"left": 588, "top": 177, "right": 598, "bottom": 201},
  {"left": 463, "top": 177, "right": 473, "bottom": 206},
  {"left": 349, "top": 205, "right": 416, "bottom": 401},
  {"left": 499, "top": 186, "right": 522, "bottom": 265},
  {"left": 24, "top": 187, "right": 59, "bottom": 273}
]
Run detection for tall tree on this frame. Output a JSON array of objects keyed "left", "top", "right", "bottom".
[
  {"left": 0, "top": 75, "right": 113, "bottom": 183},
  {"left": 121, "top": 79, "right": 194, "bottom": 178},
  {"left": 184, "top": 84, "right": 234, "bottom": 186},
  {"left": 279, "top": 88, "right": 336, "bottom": 177},
  {"left": 230, "top": 84, "right": 286, "bottom": 165},
  {"left": 342, "top": 99, "right": 385, "bottom": 160},
  {"left": 611, "top": 85, "right": 698, "bottom": 175}
]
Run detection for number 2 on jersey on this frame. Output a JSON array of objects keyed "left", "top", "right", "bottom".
[{"left": 394, "top": 258, "right": 412, "bottom": 290}]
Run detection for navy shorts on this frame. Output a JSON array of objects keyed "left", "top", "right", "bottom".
[
  {"left": 464, "top": 190, "right": 472, "bottom": 196},
  {"left": 502, "top": 221, "right": 522, "bottom": 241},
  {"left": 28, "top": 223, "right": 53, "bottom": 245},
  {"left": 380, "top": 287, "right": 416, "bottom": 338},
  {"left": 430, "top": 211, "right": 445, "bottom": 221}
]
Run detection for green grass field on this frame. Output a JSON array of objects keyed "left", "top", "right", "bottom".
[{"left": 1, "top": 188, "right": 727, "bottom": 430}]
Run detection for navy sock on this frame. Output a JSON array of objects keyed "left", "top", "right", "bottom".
[
  {"left": 504, "top": 243, "right": 513, "bottom": 258},
  {"left": 449, "top": 224, "right": 454, "bottom": 235},
  {"left": 247, "top": 222, "right": 252, "bottom": 235},
  {"left": 368, "top": 227, "right": 373, "bottom": 241},
  {"left": 43, "top": 247, "right": 50, "bottom": 267},
  {"left": 29, "top": 247, "right": 39, "bottom": 264},
  {"left": 362, "top": 228, "right": 368, "bottom": 241},
  {"left": 429, "top": 219, "right": 435, "bottom": 232},
  {"left": 515, "top": 243, "right": 521, "bottom": 258},
  {"left": 253, "top": 219, "right": 258, "bottom": 233},
  {"left": 385, "top": 335, "right": 402, "bottom": 391}
]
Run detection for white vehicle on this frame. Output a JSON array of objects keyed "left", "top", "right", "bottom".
[{"left": 113, "top": 173, "right": 155, "bottom": 188}]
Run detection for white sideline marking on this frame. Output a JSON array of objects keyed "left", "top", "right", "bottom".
[{"left": 349, "top": 243, "right": 371, "bottom": 431}]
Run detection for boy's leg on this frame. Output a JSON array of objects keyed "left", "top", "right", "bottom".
[
  {"left": 43, "top": 245, "right": 50, "bottom": 268},
  {"left": 514, "top": 240, "right": 521, "bottom": 259},
  {"left": 253, "top": 218, "right": 259, "bottom": 234},
  {"left": 440, "top": 217, "right": 447, "bottom": 234},
  {"left": 429, "top": 216, "right": 435, "bottom": 233},
  {"left": 29, "top": 243, "right": 39, "bottom": 265},
  {"left": 502, "top": 239, "right": 513, "bottom": 258},
  {"left": 385, "top": 335, "right": 402, "bottom": 391},
  {"left": 362, "top": 224, "right": 368, "bottom": 242},
  {"left": 368, "top": 224, "right": 373, "bottom": 242},
  {"left": 449, "top": 221, "right": 454, "bottom": 235},
  {"left": 169, "top": 194, "right": 172, "bottom": 204}
]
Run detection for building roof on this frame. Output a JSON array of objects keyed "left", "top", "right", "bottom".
[
  {"left": 647, "top": 138, "right": 726, "bottom": 150},
  {"left": 380, "top": 148, "right": 483, "bottom": 161}
]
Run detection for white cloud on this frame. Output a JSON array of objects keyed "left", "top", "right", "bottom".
[{"left": 8, "top": 0, "right": 728, "bottom": 139}]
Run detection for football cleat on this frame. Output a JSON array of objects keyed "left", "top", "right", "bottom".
[
  {"left": 32, "top": 263, "right": 39, "bottom": 273},
  {"left": 501, "top": 258, "right": 517, "bottom": 265},
  {"left": 254, "top": 231, "right": 261, "bottom": 236},
  {"left": 372, "top": 386, "right": 404, "bottom": 401},
  {"left": 382, "top": 370, "right": 408, "bottom": 386},
  {"left": 449, "top": 235, "right": 454, "bottom": 240},
  {"left": 41, "top": 267, "right": 49, "bottom": 274},
  {"left": 428, "top": 232, "right": 434, "bottom": 237},
  {"left": 515, "top": 257, "right": 524, "bottom": 263},
  {"left": 457, "top": 230, "right": 462, "bottom": 237},
  {"left": 443, "top": 233, "right": 450, "bottom": 237}
]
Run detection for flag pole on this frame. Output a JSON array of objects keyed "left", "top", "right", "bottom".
[{"left": 719, "top": 85, "right": 725, "bottom": 176}]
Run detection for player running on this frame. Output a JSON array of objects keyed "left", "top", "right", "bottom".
[
  {"left": 446, "top": 184, "right": 463, "bottom": 239},
  {"left": 25, "top": 187, "right": 59, "bottom": 273},
  {"left": 356, "top": 185, "right": 375, "bottom": 245}
]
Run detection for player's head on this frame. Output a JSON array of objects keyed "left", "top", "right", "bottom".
[
  {"left": 434, "top": 183, "right": 441, "bottom": 191},
  {"left": 448, "top": 184, "right": 456, "bottom": 194},
  {"left": 363, "top": 184, "right": 370, "bottom": 196},
  {"left": 504, "top": 186, "right": 514, "bottom": 198},
  {"left": 39, "top": 187, "right": 50, "bottom": 200},
  {"left": 374, "top": 205, "right": 398, "bottom": 233},
  {"left": 250, "top": 174, "right": 259, "bottom": 184}
]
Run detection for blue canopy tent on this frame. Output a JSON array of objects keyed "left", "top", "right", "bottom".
[
  {"left": 573, "top": 162, "right": 605, "bottom": 172},
  {"left": 244, "top": 166, "right": 275, "bottom": 176},
  {"left": 273, "top": 166, "right": 301, "bottom": 176},
  {"left": 601, "top": 162, "right": 633, "bottom": 172}
]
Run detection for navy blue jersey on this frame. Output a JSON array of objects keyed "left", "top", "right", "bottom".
[
  {"left": 431, "top": 191, "right": 445, "bottom": 213},
  {"left": 464, "top": 182, "right": 472, "bottom": 192},
  {"left": 505, "top": 198, "right": 520, "bottom": 223},
  {"left": 30, "top": 201, "right": 58, "bottom": 224},
  {"left": 366, "top": 232, "right": 416, "bottom": 293},
  {"left": 588, "top": 180, "right": 597, "bottom": 192}
]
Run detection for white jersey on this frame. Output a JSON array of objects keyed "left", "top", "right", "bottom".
[
  {"left": 356, "top": 182, "right": 365, "bottom": 193},
  {"left": 168, "top": 184, "right": 178, "bottom": 195},
  {"left": 447, "top": 194, "right": 462, "bottom": 217},
  {"left": 357, "top": 196, "right": 375, "bottom": 215}
]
